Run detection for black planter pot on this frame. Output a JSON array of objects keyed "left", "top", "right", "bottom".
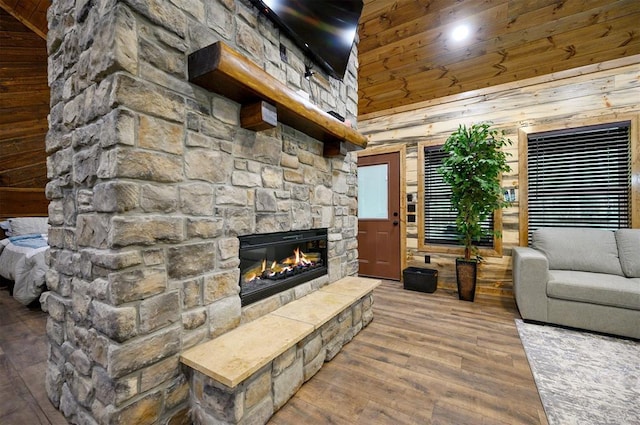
[{"left": 455, "top": 258, "right": 477, "bottom": 302}]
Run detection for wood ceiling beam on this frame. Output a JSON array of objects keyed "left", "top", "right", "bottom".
[{"left": 0, "top": 0, "right": 48, "bottom": 39}]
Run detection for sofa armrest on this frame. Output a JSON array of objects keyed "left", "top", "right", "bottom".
[{"left": 512, "top": 247, "right": 549, "bottom": 322}]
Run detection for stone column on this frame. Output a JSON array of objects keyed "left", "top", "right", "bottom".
[
  {"left": 42, "top": 0, "right": 360, "bottom": 423},
  {"left": 42, "top": 1, "right": 219, "bottom": 423}
]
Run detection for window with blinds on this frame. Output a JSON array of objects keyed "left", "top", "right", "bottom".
[
  {"left": 423, "top": 146, "right": 493, "bottom": 247},
  {"left": 527, "top": 122, "right": 631, "bottom": 242}
]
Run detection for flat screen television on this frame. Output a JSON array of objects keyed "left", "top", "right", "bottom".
[{"left": 249, "top": 0, "right": 364, "bottom": 80}]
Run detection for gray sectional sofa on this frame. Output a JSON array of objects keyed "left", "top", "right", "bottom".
[{"left": 512, "top": 227, "right": 640, "bottom": 339}]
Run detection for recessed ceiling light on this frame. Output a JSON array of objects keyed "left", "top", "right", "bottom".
[{"left": 452, "top": 25, "right": 470, "bottom": 41}]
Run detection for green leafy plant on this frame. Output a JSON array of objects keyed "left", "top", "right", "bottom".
[{"left": 438, "top": 122, "right": 512, "bottom": 260}]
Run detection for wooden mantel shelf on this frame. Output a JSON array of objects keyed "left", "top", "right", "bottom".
[{"left": 188, "top": 42, "right": 368, "bottom": 156}]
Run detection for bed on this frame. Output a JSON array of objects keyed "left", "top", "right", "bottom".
[
  {"left": 0, "top": 230, "right": 49, "bottom": 304},
  {"left": 0, "top": 188, "right": 50, "bottom": 305}
]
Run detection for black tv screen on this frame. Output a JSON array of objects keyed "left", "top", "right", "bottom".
[{"left": 250, "top": 0, "right": 364, "bottom": 80}]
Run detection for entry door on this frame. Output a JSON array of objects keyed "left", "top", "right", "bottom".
[{"left": 357, "top": 152, "right": 401, "bottom": 280}]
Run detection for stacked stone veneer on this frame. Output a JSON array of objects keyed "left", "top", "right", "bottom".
[
  {"left": 190, "top": 293, "right": 374, "bottom": 424},
  {"left": 41, "top": 0, "right": 360, "bottom": 423}
]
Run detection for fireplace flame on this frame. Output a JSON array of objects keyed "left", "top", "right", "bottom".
[
  {"left": 283, "top": 247, "right": 309, "bottom": 265},
  {"left": 242, "top": 246, "right": 321, "bottom": 285}
]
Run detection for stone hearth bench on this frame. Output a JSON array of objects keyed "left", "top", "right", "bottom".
[{"left": 180, "top": 276, "right": 381, "bottom": 424}]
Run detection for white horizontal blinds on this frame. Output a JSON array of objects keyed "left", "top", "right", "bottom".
[
  {"left": 423, "top": 146, "right": 493, "bottom": 246},
  {"left": 527, "top": 122, "right": 631, "bottom": 242}
]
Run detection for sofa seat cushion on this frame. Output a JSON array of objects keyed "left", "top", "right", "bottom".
[
  {"left": 615, "top": 229, "right": 640, "bottom": 278},
  {"left": 547, "top": 270, "right": 640, "bottom": 311},
  {"left": 532, "top": 228, "right": 624, "bottom": 276}
]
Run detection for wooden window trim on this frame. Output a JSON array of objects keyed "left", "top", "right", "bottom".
[
  {"left": 518, "top": 114, "right": 640, "bottom": 246},
  {"left": 418, "top": 140, "right": 504, "bottom": 258}
]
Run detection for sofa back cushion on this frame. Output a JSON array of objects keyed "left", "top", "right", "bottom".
[
  {"left": 532, "top": 228, "right": 624, "bottom": 276},
  {"left": 615, "top": 229, "right": 640, "bottom": 278}
]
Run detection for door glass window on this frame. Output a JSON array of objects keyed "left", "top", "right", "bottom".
[{"left": 358, "top": 164, "right": 388, "bottom": 219}]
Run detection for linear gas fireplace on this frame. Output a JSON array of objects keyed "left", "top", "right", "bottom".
[{"left": 239, "top": 228, "right": 328, "bottom": 306}]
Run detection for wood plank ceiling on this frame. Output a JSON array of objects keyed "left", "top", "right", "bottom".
[
  {"left": 357, "top": 0, "right": 640, "bottom": 117},
  {"left": 3, "top": 0, "right": 640, "bottom": 118}
]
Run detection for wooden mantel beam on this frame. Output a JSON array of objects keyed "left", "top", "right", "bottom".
[{"left": 188, "top": 42, "right": 369, "bottom": 156}]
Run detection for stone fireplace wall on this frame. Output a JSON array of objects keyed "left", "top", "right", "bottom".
[{"left": 42, "top": 0, "right": 360, "bottom": 423}]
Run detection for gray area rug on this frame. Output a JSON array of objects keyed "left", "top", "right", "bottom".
[{"left": 515, "top": 319, "right": 640, "bottom": 425}]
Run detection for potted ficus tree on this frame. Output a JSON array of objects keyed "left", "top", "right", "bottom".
[{"left": 438, "top": 122, "right": 512, "bottom": 301}]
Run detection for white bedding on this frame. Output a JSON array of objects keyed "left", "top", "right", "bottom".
[{"left": 0, "top": 234, "right": 49, "bottom": 305}]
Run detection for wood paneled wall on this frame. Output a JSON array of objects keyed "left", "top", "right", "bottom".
[
  {"left": 0, "top": 8, "right": 49, "bottom": 189},
  {"left": 358, "top": 56, "right": 640, "bottom": 295}
]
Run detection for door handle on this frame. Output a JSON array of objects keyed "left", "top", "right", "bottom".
[{"left": 393, "top": 220, "right": 399, "bottom": 226}]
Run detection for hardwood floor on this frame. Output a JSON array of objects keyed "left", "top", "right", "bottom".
[
  {"left": 0, "top": 280, "right": 547, "bottom": 424},
  {"left": 270, "top": 280, "right": 548, "bottom": 424},
  {"left": 0, "top": 284, "right": 66, "bottom": 425}
]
